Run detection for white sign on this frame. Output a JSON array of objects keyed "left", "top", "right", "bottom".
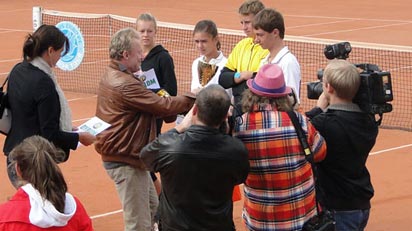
[
  {"left": 78, "top": 116, "right": 110, "bottom": 136},
  {"left": 137, "top": 68, "right": 160, "bottom": 89},
  {"left": 56, "top": 21, "right": 85, "bottom": 71}
]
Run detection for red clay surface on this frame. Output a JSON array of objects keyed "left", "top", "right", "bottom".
[{"left": 1, "top": 1, "right": 412, "bottom": 230}]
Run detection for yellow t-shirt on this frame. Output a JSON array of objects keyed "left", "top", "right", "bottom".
[{"left": 225, "top": 37, "right": 269, "bottom": 72}]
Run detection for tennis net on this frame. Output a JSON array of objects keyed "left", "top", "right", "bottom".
[{"left": 37, "top": 8, "right": 412, "bottom": 131}]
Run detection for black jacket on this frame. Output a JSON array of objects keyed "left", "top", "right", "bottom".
[
  {"left": 141, "top": 45, "right": 177, "bottom": 96},
  {"left": 306, "top": 104, "right": 378, "bottom": 210},
  {"left": 141, "top": 45, "right": 178, "bottom": 134},
  {"left": 219, "top": 67, "right": 249, "bottom": 117},
  {"left": 4, "top": 61, "right": 78, "bottom": 158},
  {"left": 141, "top": 125, "right": 250, "bottom": 231}
]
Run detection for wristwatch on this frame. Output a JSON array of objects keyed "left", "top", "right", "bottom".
[{"left": 234, "top": 72, "right": 241, "bottom": 78}]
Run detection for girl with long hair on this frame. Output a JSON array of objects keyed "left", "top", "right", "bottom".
[{"left": 0, "top": 135, "right": 93, "bottom": 230}]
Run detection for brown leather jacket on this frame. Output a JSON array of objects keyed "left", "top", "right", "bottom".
[{"left": 94, "top": 61, "right": 194, "bottom": 168}]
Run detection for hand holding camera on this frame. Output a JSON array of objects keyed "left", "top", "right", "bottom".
[
  {"left": 307, "top": 42, "right": 394, "bottom": 120},
  {"left": 316, "top": 92, "right": 329, "bottom": 110}
]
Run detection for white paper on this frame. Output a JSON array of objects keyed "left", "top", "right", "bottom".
[
  {"left": 78, "top": 116, "right": 111, "bottom": 136},
  {"left": 138, "top": 68, "right": 160, "bottom": 89}
]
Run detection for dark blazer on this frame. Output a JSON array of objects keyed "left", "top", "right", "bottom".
[{"left": 3, "top": 61, "right": 78, "bottom": 159}]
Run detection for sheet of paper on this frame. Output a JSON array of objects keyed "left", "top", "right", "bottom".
[
  {"left": 138, "top": 68, "right": 160, "bottom": 89},
  {"left": 78, "top": 116, "right": 110, "bottom": 136}
]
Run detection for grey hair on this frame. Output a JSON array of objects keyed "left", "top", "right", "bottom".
[{"left": 109, "top": 27, "right": 140, "bottom": 60}]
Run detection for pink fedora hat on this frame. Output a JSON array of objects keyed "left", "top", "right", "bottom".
[{"left": 247, "top": 63, "right": 292, "bottom": 98}]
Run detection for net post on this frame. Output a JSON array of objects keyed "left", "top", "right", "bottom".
[{"left": 32, "top": 6, "right": 42, "bottom": 32}]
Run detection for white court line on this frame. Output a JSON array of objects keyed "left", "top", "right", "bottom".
[
  {"left": 0, "top": 28, "right": 32, "bottom": 33},
  {"left": 72, "top": 118, "right": 90, "bottom": 123},
  {"left": 289, "top": 19, "right": 357, "bottom": 29},
  {"left": 0, "top": 7, "right": 405, "bottom": 223},
  {"left": 70, "top": 94, "right": 122, "bottom": 220},
  {"left": 67, "top": 95, "right": 97, "bottom": 123},
  {"left": 67, "top": 95, "right": 97, "bottom": 102},
  {"left": 0, "top": 59, "right": 21, "bottom": 63},
  {"left": 90, "top": 209, "right": 123, "bottom": 219},
  {"left": 370, "top": 144, "right": 412, "bottom": 156},
  {"left": 302, "top": 22, "right": 411, "bottom": 37},
  {"left": 284, "top": 14, "right": 412, "bottom": 23},
  {"left": 86, "top": 143, "right": 412, "bottom": 220},
  {"left": 0, "top": 8, "right": 30, "bottom": 13}
]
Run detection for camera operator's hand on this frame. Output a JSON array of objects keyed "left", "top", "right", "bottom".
[{"left": 316, "top": 92, "right": 329, "bottom": 110}]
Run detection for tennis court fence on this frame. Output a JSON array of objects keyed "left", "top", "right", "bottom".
[{"left": 35, "top": 7, "right": 412, "bottom": 131}]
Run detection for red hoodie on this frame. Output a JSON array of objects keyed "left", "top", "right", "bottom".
[{"left": 0, "top": 186, "right": 93, "bottom": 231}]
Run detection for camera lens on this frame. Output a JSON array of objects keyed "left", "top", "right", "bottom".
[
  {"left": 324, "top": 42, "right": 352, "bottom": 60},
  {"left": 343, "top": 42, "right": 352, "bottom": 53},
  {"left": 307, "top": 82, "right": 323, "bottom": 99},
  {"left": 324, "top": 45, "right": 336, "bottom": 60}
]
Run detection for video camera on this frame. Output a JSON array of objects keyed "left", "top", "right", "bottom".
[{"left": 307, "top": 42, "right": 393, "bottom": 121}]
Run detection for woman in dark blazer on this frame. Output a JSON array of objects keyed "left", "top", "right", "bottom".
[{"left": 4, "top": 25, "right": 96, "bottom": 188}]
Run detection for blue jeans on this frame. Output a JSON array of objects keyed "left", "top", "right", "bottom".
[{"left": 333, "top": 209, "right": 370, "bottom": 231}]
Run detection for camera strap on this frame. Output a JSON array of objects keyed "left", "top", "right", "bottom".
[
  {"left": 286, "top": 111, "right": 314, "bottom": 163},
  {"left": 227, "top": 103, "right": 243, "bottom": 136},
  {"left": 286, "top": 110, "right": 328, "bottom": 214},
  {"left": 0, "top": 75, "right": 9, "bottom": 115}
]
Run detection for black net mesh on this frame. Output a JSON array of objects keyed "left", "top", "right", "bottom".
[{"left": 42, "top": 12, "right": 412, "bottom": 131}]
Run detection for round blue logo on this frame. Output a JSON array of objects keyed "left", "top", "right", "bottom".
[{"left": 56, "top": 21, "right": 85, "bottom": 71}]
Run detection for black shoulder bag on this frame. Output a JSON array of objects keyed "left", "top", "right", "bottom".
[
  {"left": 286, "top": 111, "right": 336, "bottom": 231},
  {"left": 0, "top": 76, "right": 11, "bottom": 135}
]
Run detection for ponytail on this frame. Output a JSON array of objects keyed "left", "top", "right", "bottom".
[
  {"left": 22, "top": 24, "right": 69, "bottom": 61},
  {"left": 9, "top": 136, "right": 68, "bottom": 213},
  {"left": 22, "top": 34, "right": 36, "bottom": 61}
]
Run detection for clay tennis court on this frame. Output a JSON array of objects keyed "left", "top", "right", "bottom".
[{"left": 1, "top": 0, "right": 412, "bottom": 230}]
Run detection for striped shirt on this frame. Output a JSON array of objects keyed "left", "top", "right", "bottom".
[{"left": 235, "top": 105, "right": 326, "bottom": 231}]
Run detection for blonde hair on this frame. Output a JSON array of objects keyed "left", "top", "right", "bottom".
[
  {"left": 238, "top": 0, "right": 265, "bottom": 16},
  {"left": 324, "top": 59, "right": 361, "bottom": 100},
  {"left": 136, "top": 13, "right": 158, "bottom": 31}
]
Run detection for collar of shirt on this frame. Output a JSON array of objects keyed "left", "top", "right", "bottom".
[{"left": 327, "top": 103, "right": 362, "bottom": 112}]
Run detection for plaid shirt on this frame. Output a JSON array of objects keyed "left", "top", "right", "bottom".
[{"left": 235, "top": 105, "right": 326, "bottom": 231}]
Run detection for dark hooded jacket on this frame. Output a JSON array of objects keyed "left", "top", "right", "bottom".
[
  {"left": 141, "top": 45, "right": 178, "bottom": 134},
  {"left": 141, "top": 45, "right": 177, "bottom": 96}
]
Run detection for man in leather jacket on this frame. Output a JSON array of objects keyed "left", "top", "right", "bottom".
[
  {"left": 141, "top": 84, "right": 250, "bottom": 231},
  {"left": 94, "top": 28, "right": 194, "bottom": 231}
]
